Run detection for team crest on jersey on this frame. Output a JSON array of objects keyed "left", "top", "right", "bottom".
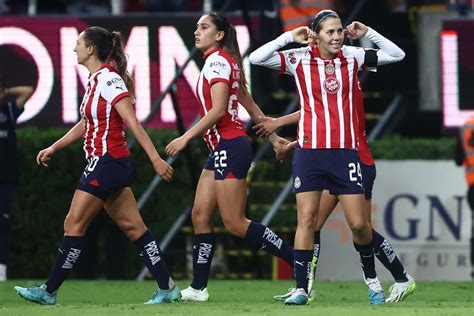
[
  {"left": 294, "top": 176, "right": 301, "bottom": 189},
  {"left": 325, "top": 63, "right": 335, "bottom": 75},
  {"left": 323, "top": 78, "right": 340, "bottom": 94},
  {"left": 287, "top": 52, "right": 297, "bottom": 64}
]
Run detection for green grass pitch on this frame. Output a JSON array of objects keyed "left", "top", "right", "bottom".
[{"left": 1, "top": 280, "right": 473, "bottom": 315}]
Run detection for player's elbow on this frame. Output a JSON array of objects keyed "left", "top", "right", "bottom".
[
  {"left": 248, "top": 52, "right": 261, "bottom": 65},
  {"left": 215, "top": 107, "right": 227, "bottom": 119},
  {"left": 394, "top": 49, "right": 406, "bottom": 62}
]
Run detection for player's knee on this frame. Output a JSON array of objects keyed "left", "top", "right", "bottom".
[
  {"left": 297, "top": 210, "right": 316, "bottom": 229},
  {"left": 191, "top": 207, "right": 212, "bottom": 229},
  {"left": 222, "top": 220, "right": 246, "bottom": 238},
  {"left": 118, "top": 220, "right": 146, "bottom": 240},
  {"left": 63, "top": 214, "right": 86, "bottom": 235},
  {"left": 348, "top": 219, "right": 368, "bottom": 234}
]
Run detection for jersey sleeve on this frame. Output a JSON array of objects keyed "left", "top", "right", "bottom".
[
  {"left": 278, "top": 47, "right": 308, "bottom": 75},
  {"left": 343, "top": 46, "right": 367, "bottom": 70},
  {"left": 205, "top": 54, "right": 231, "bottom": 86},
  {"left": 249, "top": 31, "right": 294, "bottom": 72},
  {"left": 100, "top": 72, "right": 130, "bottom": 106}
]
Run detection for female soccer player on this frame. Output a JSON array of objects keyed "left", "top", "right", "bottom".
[
  {"left": 14, "top": 26, "right": 180, "bottom": 305},
  {"left": 255, "top": 79, "right": 416, "bottom": 303},
  {"left": 249, "top": 10, "right": 405, "bottom": 304},
  {"left": 165, "top": 12, "right": 294, "bottom": 302}
]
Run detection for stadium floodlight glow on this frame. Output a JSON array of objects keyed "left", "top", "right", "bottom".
[
  {"left": 441, "top": 30, "right": 474, "bottom": 128},
  {"left": 235, "top": 25, "right": 251, "bottom": 122},
  {"left": 0, "top": 27, "right": 53, "bottom": 123},
  {"left": 158, "top": 25, "right": 251, "bottom": 123},
  {"left": 124, "top": 26, "right": 150, "bottom": 121},
  {"left": 1, "top": 18, "right": 254, "bottom": 126},
  {"left": 61, "top": 26, "right": 151, "bottom": 123},
  {"left": 158, "top": 26, "right": 201, "bottom": 123},
  {"left": 61, "top": 27, "right": 90, "bottom": 123}
]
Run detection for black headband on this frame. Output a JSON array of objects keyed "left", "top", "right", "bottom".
[{"left": 310, "top": 10, "right": 340, "bottom": 32}]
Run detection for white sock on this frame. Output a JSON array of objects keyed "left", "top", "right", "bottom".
[{"left": 0, "top": 264, "right": 6, "bottom": 281}]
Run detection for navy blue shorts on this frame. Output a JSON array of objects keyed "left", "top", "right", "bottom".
[
  {"left": 361, "top": 163, "right": 376, "bottom": 200},
  {"left": 292, "top": 148, "right": 364, "bottom": 195},
  {"left": 77, "top": 153, "right": 133, "bottom": 201},
  {"left": 203, "top": 136, "right": 251, "bottom": 180}
]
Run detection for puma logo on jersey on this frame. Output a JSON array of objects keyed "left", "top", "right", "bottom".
[
  {"left": 115, "top": 85, "right": 123, "bottom": 90},
  {"left": 216, "top": 169, "right": 224, "bottom": 176}
]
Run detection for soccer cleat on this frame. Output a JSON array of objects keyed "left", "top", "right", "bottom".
[
  {"left": 365, "top": 277, "right": 385, "bottom": 304},
  {"left": 274, "top": 288, "right": 315, "bottom": 302},
  {"left": 385, "top": 274, "right": 416, "bottom": 303},
  {"left": 284, "top": 288, "right": 308, "bottom": 305},
  {"left": 144, "top": 285, "right": 181, "bottom": 304},
  {"left": 14, "top": 284, "right": 57, "bottom": 305},
  {"left": 180, "top": 286, "right": 209, "bottom": 302},
  {"left": 274, "top": 288, "right": 296, "bottom": 301}
]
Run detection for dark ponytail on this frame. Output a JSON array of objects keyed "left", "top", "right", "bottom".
[
  {"left": 83, "top": 26, "right": 135, "bottom": 99},
  {"left": 109, "top": 31, "right": 135, "bottom": 100},
  {"left": 208, "top": 12, "right": 248, "bottom": 94}
]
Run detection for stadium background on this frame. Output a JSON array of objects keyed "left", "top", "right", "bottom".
[{"left": 0, "top": 0, "right": 472, "bottom": 284}]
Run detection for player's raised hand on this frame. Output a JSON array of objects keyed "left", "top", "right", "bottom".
[
  {"left": 345, "top": 21, "right": 368, "bottom": 40},
  {"left": 152, "top": 157, "right": 173, "bottom": 182},
  {"left": 291, "top": 26, "right": 314, "bottom": 45},
  {"left": 36, "top": 146, "right": 56, "bottom": 167}
]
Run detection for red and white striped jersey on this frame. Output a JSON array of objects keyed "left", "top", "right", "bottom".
[
  {"left": 354, "top": 80, "right": 374, "bottom": 166},
  {"left": 278, "top": 45, "right": 366, "bottom": 149},
  {"left": 80, "top": 65, "right": 130, "bottom": 159},
  {"left": 196, "top": 48, "right": 246, "bottom": 151}
]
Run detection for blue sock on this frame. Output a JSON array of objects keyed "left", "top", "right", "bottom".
[
  {"left": 294, "top": 249, "right": 313, "bottom": 292},
  {"left": 354, "top": 241, "right": 377, "bottom": 279},
  {"left": 372, "top": 229, "right": 408, "bottom": 282},
  {"left": 134, "top": 230, "right": 174, "bottom": 290},
  {"left": 44, "top": 236, "right": 84, "bottom": 294},
  {"left": 245, "top": 221, "right": 294, "bottom": 267},
  {"left": 190, "top": 233, "right": 215, "bottom": 290}
]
